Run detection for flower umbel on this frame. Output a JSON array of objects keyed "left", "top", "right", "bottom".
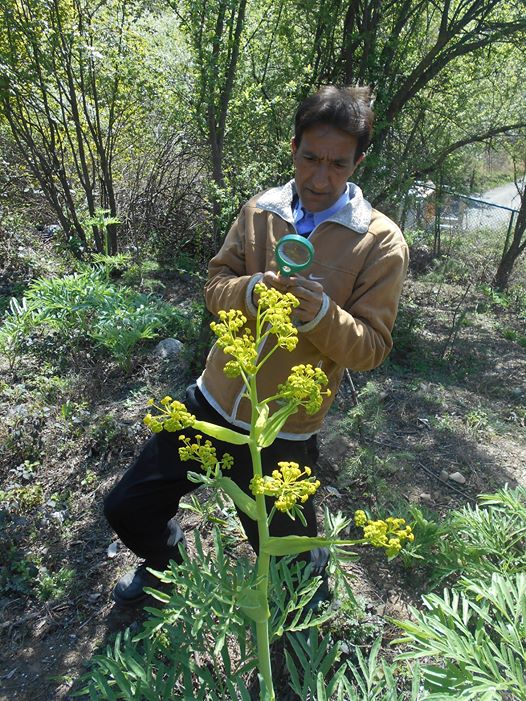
[
  {"left": 249, "top": 461, "right": 320, "bottom": 515},
  {"left": 210, "top": 309, "right": 258, "bottom": 377},
  {"left": 178, "top": 434, "right": 233, "bottom": 476},
  {"left": 254, "top": 283, "right": 299, "bottom": 352},
  {"left": 144, "top": 396, "right": 196, "bottom": 433},
  {"left": 354, "top": 509, "right": 367, "bottom": 527},
  {"left": 277, "top": 364, "right": 331, "bottom": 415},
  {"left": 354, "top": 510, "right": 414, "bottom": 558}
]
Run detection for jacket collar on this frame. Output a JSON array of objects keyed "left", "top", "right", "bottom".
[{"left": 256, "top": 179, "right": 372, "bottom": 234}]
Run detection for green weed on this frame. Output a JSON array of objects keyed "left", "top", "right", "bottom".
[
  {"left": 326, "top": 593, "right": 384, "bottom": 649},
  {"left": 499, "top": 325, "right": 526, "bottom": 347},
  {"left": 479, "top": 283, "right": 510, "bottom": 310},
  {"left": 91, "top": 252, "right": 132, "bottom": 276},
  {"left": 81, "top": 469, "right": 98, "bottom": 488},
  {"left": 0, "top": 546, "right": 76, "bottom": 601},
  {"left": 37, "top": 566, "right": 76, "bottom": 602},
  {"left": 403, "top": 228, "right": 428, "bottom": 247},
  {"left": 88, "top": 415, "right": 123, "bottom": 453},
  {"left": 10, "top": 458, "right": 40, "bottom": 481},
  {"left": 0, "top": 546, "right": 39, "bottom": 596},
  {"left": 391, "top": 299, "right": 425, "bottom": 361},
  {"left": 0, "top": 484, "right": 44, "bottom": 512},
  {"left": 464, "top": 407, "right": 489, "bottom": 433}
]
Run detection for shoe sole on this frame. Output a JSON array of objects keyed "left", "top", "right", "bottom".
[{"left": 112, "top": 589, "right": 150, "bottom": 608}]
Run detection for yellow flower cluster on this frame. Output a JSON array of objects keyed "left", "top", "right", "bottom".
[
  {"left": 354, "top": 510, "right": 414, "bottom": 558},
  {"left": 249, "top": 461, "right": 320, "bottom": 512},
  {"left": 178, "top": 434, "right": 233, "bottom": 472},
  {"left": 210, "top": 310, "right": 257, "bottom": 377},
  {"left": 144, "top": 396, "right": 196, "bottom": 433},
  {"left": 254, "top": 283, "right": 299, "bottom": 351},
  {"left": 354, "top": 509, "right": 368, "bottom": 527},
  {"left": 277, "top": 364, "right": 331, "bottom": 414}
]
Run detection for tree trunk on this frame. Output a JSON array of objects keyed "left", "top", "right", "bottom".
[{"left": 493, "top": 200, "right": 526, "bottom": 291}]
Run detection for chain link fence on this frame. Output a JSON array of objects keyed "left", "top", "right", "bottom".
[{"left": 403, "top": 184, "right": 519, "bottom": 258}]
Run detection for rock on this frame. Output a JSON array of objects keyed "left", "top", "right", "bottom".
[
  {"left": 107, "top": 542, "right": 118, "bottom": 558},
  {"left": 324, "top": 485, "right": 342, "bottom": 497},
  {"left": 419, "top": 492, "right": 433, "bottom": 504},
  {"left": 449, "top": 471, "right": 466, "bottom": 484},
  {"left": 153, "top": 338, "right": 183, "bottom": 359},
  {"left": 50, "top": 511, "right": 66, "bottom": 525},
  {"left": 440, "top": 469, "right": 449, "bottom": 481}
]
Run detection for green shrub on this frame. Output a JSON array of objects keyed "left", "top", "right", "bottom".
[
  {"left": 0, "top": 266, "right": 185, "bottom": 369},
  {"left": 395, "top": 573, "right": 526, "bottom": 700},
  {"left": 404, "top": 486, "right": 526, "bottom": 586}
]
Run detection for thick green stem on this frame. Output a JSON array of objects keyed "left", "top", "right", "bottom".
[
  {"left": 254, "top": 521, "right": 273, "bottom": 700},
  {"left": 249, "top": 377, "right": 275, "bottom": 701}
]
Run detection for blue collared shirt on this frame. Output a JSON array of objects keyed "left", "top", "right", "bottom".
[{"left": 293, "top": 184, "right": 351, "bottom": 236}]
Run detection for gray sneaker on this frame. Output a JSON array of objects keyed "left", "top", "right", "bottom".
[
  {"left": 112, "top": 518, "right": 186, "bottom": 607},
  {"left": 112, "top": 562, "right": 167, "bottom": 607}
]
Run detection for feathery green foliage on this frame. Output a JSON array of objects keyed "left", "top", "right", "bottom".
[{"left": 0, "top": 266, "right": 183, "bottom": 369}]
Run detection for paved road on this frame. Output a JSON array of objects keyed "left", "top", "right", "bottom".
[
  {"left": 480, "top": 180, "right": 524, "bottom": 210},
  {"left": 462, "top": 180, "right": 523, "bottom": 232}
]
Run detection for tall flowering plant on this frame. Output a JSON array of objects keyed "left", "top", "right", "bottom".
[{"left": 144, "top": 284, "right": 413, "bottom": 701}]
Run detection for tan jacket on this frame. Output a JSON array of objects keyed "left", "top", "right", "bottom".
[{"left": 198, "top": 180, "right": 408, "bottom": 438}]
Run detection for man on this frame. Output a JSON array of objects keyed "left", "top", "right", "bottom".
[{"left": 104, "top": 85, "right": 408, "bottom": 606}]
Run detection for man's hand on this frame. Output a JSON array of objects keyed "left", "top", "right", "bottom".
[{"left": 260, "top": 271, "right": 324, "bottom": 323}]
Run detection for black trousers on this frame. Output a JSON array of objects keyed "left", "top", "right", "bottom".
[{"left": 104, "top": 385, "right": 319, "bottom": 568}]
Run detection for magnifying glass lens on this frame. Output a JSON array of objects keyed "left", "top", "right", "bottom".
[
  {"left": 279, "top": 240, "right": 312, "bottom": 266},
  {"left": 275, "top": 234, "right": 315, "bottom": 276}
]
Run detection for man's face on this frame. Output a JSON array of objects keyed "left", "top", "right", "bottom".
[{"left": 292, "top": 123, "right": 363, "bottom": 213}]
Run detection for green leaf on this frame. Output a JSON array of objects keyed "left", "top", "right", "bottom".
[
  {"left": 257, "top": 404, "right": 295, "bottom": 448},
  {"left": 262, "top": 535, "right": 354, "bottom": 557},
  {"left": 422, "top": 663, "right": 471, "bottom": 693},
  {"left": 193, "top": 419, "right": 250, "bottom": 445},
  {"left": 254, "top": 403, "right": 269, "bottom": 434},
  {"left": 237, "top": 586, "right": 269, "bottom": 623},
  {"left": 216, "top": 477, "right": 257, "bottom": 520}
]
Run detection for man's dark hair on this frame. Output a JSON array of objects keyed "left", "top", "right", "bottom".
[{"left": 294, "top": 85, "right": 374, "bottom": 163}]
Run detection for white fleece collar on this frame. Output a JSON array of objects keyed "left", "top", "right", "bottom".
[{"left": 256, "top": 179, "right": 372, "bottom": 234}]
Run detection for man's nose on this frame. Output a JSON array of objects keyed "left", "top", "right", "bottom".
[{"left": 311, "top": 163, "right": 329, "bottom": 190}]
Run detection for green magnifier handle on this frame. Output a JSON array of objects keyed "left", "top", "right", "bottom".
[{"left": 275, "top": 234, "right": 315, "bottom": 277}]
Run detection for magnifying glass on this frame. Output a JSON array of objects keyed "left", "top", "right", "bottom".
[{"left": 275, "top": 234, "right": 314, "bottom": 277}]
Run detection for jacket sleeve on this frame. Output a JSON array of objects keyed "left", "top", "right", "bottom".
[
  {"left": 204, "top": 205, "right": 261, "bottom": 319},
  {"left": 299, "top": 229, "right": 409, "bottom": 371}
]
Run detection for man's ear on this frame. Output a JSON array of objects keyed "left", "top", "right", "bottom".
[
  {"left": 354, "top": 152, "right": 366, "bottom": 168},
  {"left": 291, "top": 137, "right": 297, "bottom": 157}
]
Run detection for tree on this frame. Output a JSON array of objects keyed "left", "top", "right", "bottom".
[
  {"left": 199, "top": 0, "right": 526, "bottom": 215},
  {"left": 282, "top": 0, "right": 526, "bottom": 207},
  {"left": 0, "top": 0, "right": 152, "bottom": 255},
  {"left": 169, "top": 0, "right": 248, "bottom": 251},
  {"left": 493, "top": 153, "right": 526, "bottom": 291}
]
